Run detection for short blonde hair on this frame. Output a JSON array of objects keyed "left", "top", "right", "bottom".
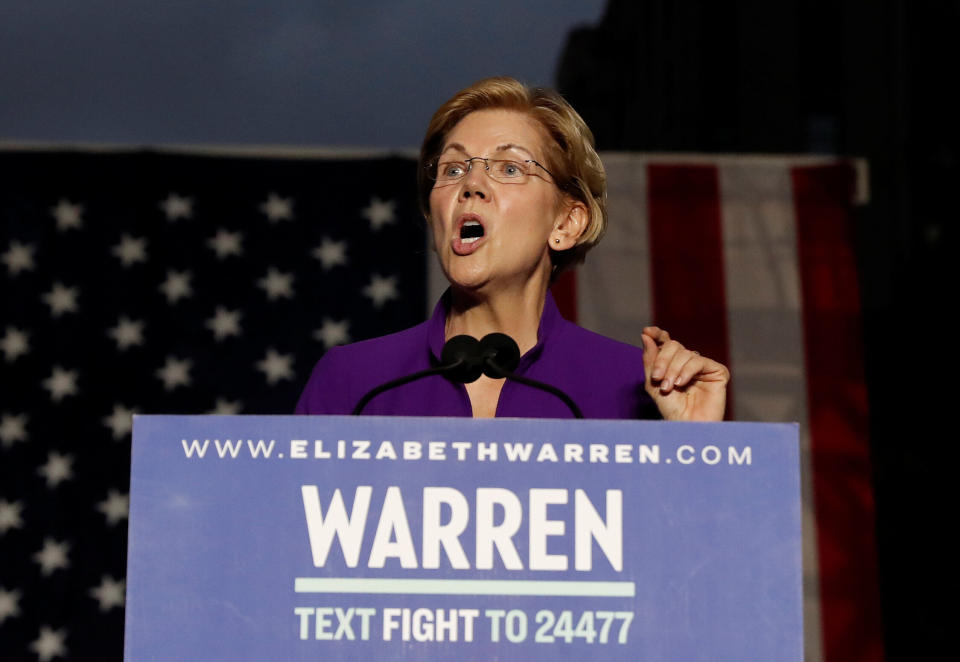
[{"left": 418, "top": 77, "right": 607, "bottom": 274}]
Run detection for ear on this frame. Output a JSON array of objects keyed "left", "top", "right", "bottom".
[{"left": 550, "top": 199, "right": 588, "bottom": 251}]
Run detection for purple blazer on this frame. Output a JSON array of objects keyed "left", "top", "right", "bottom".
[{"left": 295, "top": 293, "right": 659, "bottom": 419}]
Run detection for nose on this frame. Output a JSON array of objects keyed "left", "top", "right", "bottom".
[{"left": 459, "top": 161, "right": 488, "bottom": 201}]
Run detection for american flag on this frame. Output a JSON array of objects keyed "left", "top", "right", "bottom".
[
  {"left": 0, "top": 147, "right": 426, "bottom": 661},
  {"left": 1, "top": 148, "right": 881, "bottom": 662}
]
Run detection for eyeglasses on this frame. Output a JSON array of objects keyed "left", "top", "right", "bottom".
[{"left": 428, "top": 155, "right": 557, "bottom": 185}]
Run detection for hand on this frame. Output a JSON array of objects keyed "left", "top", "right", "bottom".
[{"left": 641, "top": 326, "right": 730, "bottom": 421}]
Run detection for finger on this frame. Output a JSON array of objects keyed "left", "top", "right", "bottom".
[
  {"left": 673, "top": 353, "right": 707, "bottom": 388},
  {"left": 641, "top": 333, "right": 659, "bottom": 384},
  {"left": 642, "top": 326, "right": 670, "bottom": 344},
  {"left": 651, "top": 339, "right": 684, "bottom": 383}
]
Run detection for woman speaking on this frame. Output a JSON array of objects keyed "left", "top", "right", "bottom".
[{"left": 296, "top": 77, "right": 729, "bottom": 421}]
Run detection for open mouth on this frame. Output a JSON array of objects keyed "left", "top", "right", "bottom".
[{"left": 459, "top": 220, "right": 484, "bottom": 244}]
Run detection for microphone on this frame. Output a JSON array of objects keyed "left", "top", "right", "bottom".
[
  {"left": 352, "top": 333, "right": 584, "bottom": 418},
  {"left": 476, "top": 333, "right": 584, "bottom": 419}
]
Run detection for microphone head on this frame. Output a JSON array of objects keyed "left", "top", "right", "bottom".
[
  {"left": 479, "top": 333, "right": 521, "bottom": 377},
  {"left": 440, "top": 335, "right": 484, "bottom": 383}
]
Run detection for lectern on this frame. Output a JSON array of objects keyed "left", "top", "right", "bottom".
[{"left": 125, "top": 415, "right": 801, "bottom": 661}]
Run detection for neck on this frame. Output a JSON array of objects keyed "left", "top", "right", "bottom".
[{"left": 445, "top": 278, "right": 549, "bottom": 355}]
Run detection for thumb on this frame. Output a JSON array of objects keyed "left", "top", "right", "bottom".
[{"left": 641, "top": 333, "right": 658, "bottom": 386}]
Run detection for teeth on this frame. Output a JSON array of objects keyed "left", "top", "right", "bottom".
[{"left": 461, "top": 236, "right": 480, "bottom": 244}]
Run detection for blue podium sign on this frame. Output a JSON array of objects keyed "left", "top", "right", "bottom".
[{"left": 125, "top": 415, "right": 801, "bottom": 661}]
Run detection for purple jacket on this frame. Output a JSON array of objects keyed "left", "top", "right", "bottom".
[{"left": 295, "top": 293, "right": 659, "bottom": 419}]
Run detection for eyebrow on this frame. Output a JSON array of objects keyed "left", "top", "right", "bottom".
[{"left": 439, "top": 142, "right": 537, "bottom": 158}]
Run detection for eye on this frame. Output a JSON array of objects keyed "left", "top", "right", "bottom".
[
  {"left": 496, "top": 160, "right": 525, "bottom": 178},
  {"left": 438, "top": 161, "right": 466, "bottom": 179}
]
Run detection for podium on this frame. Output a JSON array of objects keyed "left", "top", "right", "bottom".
[{"left": 124, "top": 415, "right": 801, "bottom": 661}]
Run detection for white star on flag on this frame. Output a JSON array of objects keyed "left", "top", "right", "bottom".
[
  {"left": 34, "top": 538, "right": 71, "bottom": 575},
  {"left": 363, "top": 273, "right": 399, "bottom": 307},
  {"left": 159, "top": 270, "right": 193, "bottom": 303},
  {"left": 207, "top": 398, "right": 242, "bottom": 415},
  {"left": 102, "top": 404, "right": 136, "bottom": 440},
  {"left": 38, "top": 452, "right": 74, "bottom": 488},
  {"left": 0, "top": 499, "right": 24, "bottom": 534},
  {"left": 206, "top": 306, "right": 242, "bottom": 341},
  {"left": 111, "top": 234, "right": 148, "bottom": 267},
  {"left": 42, "top": 282, "right": 79, "bottom": 317},
  {"left": 90, "top": 576, "right": 125, "bottom": 611},
  {"left": 97, "top": 490, "right": 129, "bottom": 526},
  {"left": 30, "top": 625, "right": 68, "bottom": 662},
  {"left": 42, "top": 366, "right": 79, "bottom": 402},
  {"left": 107, "top": 316, "right": 145, "bottom": 350},
  {"left": 0, "top": 413, "right": 28, "bottom": 448},
  {"left": 256, "top": 348, "right": 294, "bottom": 385},
  {"left": 50, "top": 199, "right": 83, "bottom": 231},
  {"left": 160, "top": 193, "right": 193, "bottom": 221},
  {"left": 2, "top": 240, "right": 35, "bottom": 275},
  {"left": 207, "top": 229, "right": 244, "bottom": 259},
  {"left": 259, "top": 193, "right": 293, "bottom": 222},
  {"left": 258, "top": 267, "right": 294, "bottom": 300},
  {"left": 156, "top": 356, "right": 192, "bottom": 391},
  {"left": 312, "top": 238, "right": 348, "bottom": 270},
  {"left": 1, "top": 327, "right": 30, "bottom": 362},
  {"left": 362, "top": 196, "right": 397, "bottom": 230},
  {"left": 0, "top": 587, "right": 22, "bottom": 624},
  {"left": 313, "top": 318, "right": 350, "bottom": 348}
]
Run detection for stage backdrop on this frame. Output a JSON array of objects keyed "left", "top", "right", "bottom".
[{"left": 0, "top": 146, "right": 878, "bottom": 662}]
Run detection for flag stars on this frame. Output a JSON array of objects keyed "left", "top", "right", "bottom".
[
  {"left": 362, "top": 196, "right": 397, "bottom": 231},
  {"left": 43, "top": 282, "right": 79, "bottom": 317},
  {"left": 0, "top": 587, "right": 22, "bottom": 624},
  {"left": 256, "top": 348, "right": 294, "bottom": 385},
  {"left": 108, "top": 316, "right": 145, "bottom": 350},
  {"left": 0, "top": 499, "right": 24, "bottom": 534},
  {"left": 363, "top": 274, "right": 399, "bottom": 308},
  {"left": 160, "top": 193, "right": 194, "bottom": 221},
  {"left": 103, "top": 404, "right": 136, "bottom": 440},
  {"left": 97, "top": 490, "right": 129, "bottom": 526},
  {"left": 208, "top": 229, "right": 244, "bottom": 259},
  {"left": 156, "top": 356, "right": 192, "bottom": 391},
  {"left": 34, "top": 538, "right": 71, "bottom": 575},
  {"left": 206, "top": 306, "right": 242, "bottom": 341},
  {"left": 111, "top": 234, "right": 148, "bottom": 267},
  {"left": 260, "top": 193, "right": 294, "bottom": 222},
  {"left": 0, "top": 413, "right": 28, "bottom": 448},
  {"left": 43, "top": 366, "right": 79, "bottom": 402},
  {"left": 160, "top": 270, "right": 193, "bottom": 304},
  {"left": 208, "top": 398, "right": 242, "bottom": 415},
  {"left": 312, "top": 237, "right": 348, "bottom": 270},
  {"left": 38, "top": 451, "right": 74, "bottom": 488},
  {"left": 314, "top": 318, "right": 350, "bottom": 348},
  {"left": 258, "top": 268, "right": 294, "bottom": 300},
  {"left": 1, "top": 327, "right": 30, "bottom": 362},
  {"left": 51, "top": 199, "right": 83, "bottom": 231},
  {"left": 2, "top": 240, "right": 35, "bottom": 275},
  {"left": 90, "top": 576, "right": 125, "bottom": 611},
  {"left": 31, "top": 626, "right": 68, "bottom": 662}
]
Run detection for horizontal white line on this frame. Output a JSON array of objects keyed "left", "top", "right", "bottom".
[{"left": 294, "top": 578, "right": 635, "bottom": 597}]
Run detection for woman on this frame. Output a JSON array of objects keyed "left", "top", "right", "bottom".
[{"left": 296, "top": 77, "right": 729, "bottom": 421}]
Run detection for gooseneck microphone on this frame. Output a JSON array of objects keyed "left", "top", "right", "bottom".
[
  {"left": 474, "top": 333, "right": 584, "bottom": 419},
  {"left": 352, "top": 333, "right": 584, "bottom": 418}
]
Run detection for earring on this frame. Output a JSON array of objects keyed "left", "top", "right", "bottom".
[{"left": 554, "top": 238, "right": 560, "bottom": 244}]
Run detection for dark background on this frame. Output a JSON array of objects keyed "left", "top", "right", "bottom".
[{"left": 3, "top": 0, "right": 954, "bottom": 658}]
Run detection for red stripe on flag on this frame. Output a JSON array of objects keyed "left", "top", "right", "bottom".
[
  {"left": 646, "top": 164, "right": 731, "bottom": 416},
  {"left": 793, "top": 164, "right": 883, "bottom": 662},
  {"left": 550, "top": 269, "right": 578, "bottom": 322}
]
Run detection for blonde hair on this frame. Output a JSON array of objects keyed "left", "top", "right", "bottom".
[{"left": 418, "top": 76, "right": 607, "bottom": 273}]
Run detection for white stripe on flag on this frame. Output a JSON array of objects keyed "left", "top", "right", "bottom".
[
  {"left": 578, "top": 153, "right": 654, "bottom": 345},
  {"left": 718, "top": 162, "right": 823, "bottom": 662}
]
